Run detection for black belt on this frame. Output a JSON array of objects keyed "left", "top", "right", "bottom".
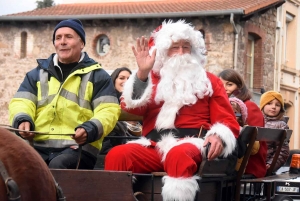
[{"left": 146, "top": 128, "right": 207, "bottom": 142}]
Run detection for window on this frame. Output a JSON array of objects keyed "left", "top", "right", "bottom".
[
  {"left": 246, "top": 35, "right": 254, "bottom": 89},
  {"left": 20, "top": 31, "right": 27, "bottom": 59},
  {"left": 96, "top": 34, "right": 110, "bottom": 56},
  {"left": 284, "top": 12, "right": 294, "bottom": 65}
]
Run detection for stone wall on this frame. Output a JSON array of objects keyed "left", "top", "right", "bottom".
[
  {"left": 236, "top": 8, "right": 277, "bottom": 92},
  {"left": 0, "top": 12, "right": 277, "bottom": 124}
]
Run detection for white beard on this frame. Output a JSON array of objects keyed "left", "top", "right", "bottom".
[{"left": 154, "top": 54, "right": 213, "bottom": 130}]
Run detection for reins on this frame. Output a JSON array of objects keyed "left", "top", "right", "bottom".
[{"left": 0, "top": 159, "right": 21, "bottom": 201}]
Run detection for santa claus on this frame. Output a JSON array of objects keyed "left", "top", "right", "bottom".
[{"left": 105, "top": 20, "right": 240, "bottom": 201}]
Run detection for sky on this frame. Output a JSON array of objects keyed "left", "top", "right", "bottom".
[
  {"left": 0, "top": 0, "right": 58, "bottom": 16},
  {"left": 0, "top": 0, "right": 158, "bottom": 16},
  {"left": 0, "top": 0, "right": 104, "bottom": 16}
]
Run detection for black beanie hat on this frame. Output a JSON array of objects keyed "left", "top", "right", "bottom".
[{"left": 53, "top": 19, "right": 86, "bottom": 45}]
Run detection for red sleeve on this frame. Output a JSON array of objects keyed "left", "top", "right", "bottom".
[
  {"left": 244, "top": 100, "right": 264, "bottom": 127},
  {"left": 207, "top": 73, "right": 240, "bottom": 139},
  {"left": 120, "top": 97, "right": 148, "bottom": 116}
]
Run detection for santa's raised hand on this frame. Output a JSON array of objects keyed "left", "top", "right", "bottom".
[{"left": 132, "top": 36, "right": 157, "bottom": 81}]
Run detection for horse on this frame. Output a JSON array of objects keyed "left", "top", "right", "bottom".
[{"left": 0, "top": 127, "right": 58, "bottom": 201}]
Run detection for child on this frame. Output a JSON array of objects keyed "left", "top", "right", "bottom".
[
  {"left": 229, "top": 97, "right": 260, "bottom": 171},
  {"left": 229, "top": 97, "right": 248, "bottom": 128},
  {"left": 260, "top": 91, "right": 290, "bottom": 171}
]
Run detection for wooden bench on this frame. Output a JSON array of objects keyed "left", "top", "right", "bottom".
[
  {"left": 93, "top": 110, "right": 293, "bottom": 201},
  {"left": 51, "top": 169, "right": 136, "bottom": 201},
  {"left": 131, "top": 126, "right": 259, "bottom": 201},
  {"left": 237, "top": 127, "right": 293, "bottom": 201}
]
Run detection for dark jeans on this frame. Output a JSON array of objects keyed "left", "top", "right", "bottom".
[{"left": 35, "top": 146, "right": 96, "bottom": 169}]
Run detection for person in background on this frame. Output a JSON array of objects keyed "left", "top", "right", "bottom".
[
  {"left": 218, "top": 68, "right": 267, "bottom": 178},
  {"left": 229, "top": 97, "right": 248, "bottom": 129},
  {"left": 9, "top": 19, "right": 120, "bottom": 169},
  {"left": 260, "top": 91, "right": 289, "bottom": 171},
  {"left": 110, "top": 67, "right": 132, "bottom": 100},
  {"left": 105, "top": 20, "right": 240, "bottom": 201},
  {"left": 111, "top": 67, "right": 143, "bottom": 136},
  {"left": 229, "top": 97, "right": 260, "bottom": 172},
  {"left": 100, "top": 67, "right": 142, "bottom": 155}
]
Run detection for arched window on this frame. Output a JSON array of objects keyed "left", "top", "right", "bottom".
[
  {"left": 20, "top": 31, "right": 27, "bottom": 59},
  {"left": 246, "top": 33, "right": 262, "bottom": 92},
  {"left": 96, "top": 34, "right": 110, "bottom": 56}
]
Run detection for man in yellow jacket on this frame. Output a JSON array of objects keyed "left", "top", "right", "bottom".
[{"left": 9, "top": 19, "right": 120, "bottom": 169}]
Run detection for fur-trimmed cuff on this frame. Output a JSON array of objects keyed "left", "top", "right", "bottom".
[
  {"left": 156, "top": 133, "right": 205, "bottom": 162},
  {"left": 127, "top": 137, "right": 153, "bottom": 147},
  {"left": 122, "top": 72, "right": 153, "bottom": 108},
  {"left": 205, "top": 123, "right": 236, "bottom": 157},
  {"left": 162, "top": 175, "right": 200, "bottom": 201}
]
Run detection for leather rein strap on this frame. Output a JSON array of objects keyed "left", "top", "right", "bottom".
[{"left": 0, "top": 159, "right": 21, "bottom": 201}]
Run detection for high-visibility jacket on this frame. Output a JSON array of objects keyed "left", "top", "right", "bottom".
[{"left": 9, "top": 52, "right": 120, "bottom": 157}]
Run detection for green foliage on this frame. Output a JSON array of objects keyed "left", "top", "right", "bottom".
[{"left": 36, "top": 0, "right": 55, "bottom": 9}]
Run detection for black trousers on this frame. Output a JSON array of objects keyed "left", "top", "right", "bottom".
[{"left": 35, "top": 146, "right": 96, "bottom": 169}]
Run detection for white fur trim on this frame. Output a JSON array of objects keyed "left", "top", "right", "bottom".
[
  {"left": 156, "top": 133, "right": 205, "bottom": 162},
  {"left": 122, "top": 72, "right": 153, "bottom": 108},
  {"left": 175, "top": 137, "right": 206, "bottom": 159},
  {"left": 155, "top": 103, "right": 182, "bottom": 130},
  {"left": 205, "top": 123, "right": 236, "bottom": 157},
  {"left": 127, "top": 137, "right": 151, "bottom": 147},
  {"left": 153, "top": 20, "right": 206, "bottom": 59},
  {"left": 162, "top": 175, "right": 200, "bottom": 201},
  {"left": 156, "top": 133, "right": 178, "bottom": 161}
]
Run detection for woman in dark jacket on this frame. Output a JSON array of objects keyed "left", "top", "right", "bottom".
[{"left": 100, "top": 67, "right": 142, "bottom": 154}]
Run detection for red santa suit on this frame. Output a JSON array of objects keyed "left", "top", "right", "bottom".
[{"left": 105, "top": 20, "right": 240, "bottom": 201}]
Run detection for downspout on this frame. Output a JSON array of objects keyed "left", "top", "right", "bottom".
[
  {"left": 275, "top": 7, "right": 283, "bottom": 91},
  {"left": 230, "top": 13, "right": 238, "bottom": 70}
]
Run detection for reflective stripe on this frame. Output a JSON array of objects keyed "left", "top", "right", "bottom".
[
  {"left": 79, "top": 72, "right": 91, "bottom": 101},
  {"left": 90, "top": 118, "right": 103, "bottom": 140},
  {"left": 34, "top": 139, "right": 99, "bottom": 157},
  {"left": 34, "top": 139, "right": 74, "bottom": 147},
  {"left": 39, "top": 69, "right": 49, "bottom": 99},
  {"left": 37, "top": 94, "right": 56, "bottom": 108},
  {"left": 56, "top": 72, "right": 92, "bottom": 109},
  {"left": 13, "top": 91, "right": 37, "bottom": 103},
  {"left": 59, "top": 88, "right": 92, "bottom": 110},
  {"left": 92, "top": 96, "right": 119, "bottom": 109}
]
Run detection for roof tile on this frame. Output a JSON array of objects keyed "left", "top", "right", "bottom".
[{"left": 3, "top": 0, "right": 284, "bottom": 17}]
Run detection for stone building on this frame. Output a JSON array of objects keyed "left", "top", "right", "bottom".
[
  {"left": 274, "top": 0, "right": 300, "bottom": 149},
  {"left": 0, "top": 0, "right": 290, "bottom": 140}
]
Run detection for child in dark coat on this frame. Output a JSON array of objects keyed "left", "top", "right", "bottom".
[{"left": 260, "top": 91, "right": 290, "bottom": 171}]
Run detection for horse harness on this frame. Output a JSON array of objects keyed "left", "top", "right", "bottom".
[{"left": 0, "top": 159, "right": 21, "bottom": 201}]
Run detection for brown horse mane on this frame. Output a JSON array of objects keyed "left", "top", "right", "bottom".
[{"left": 0, "top": 127, "right": 57, "bottom": 201}]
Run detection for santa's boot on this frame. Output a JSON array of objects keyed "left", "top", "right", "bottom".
[{"left": 161, "top": 175, "right": 199, "bottom": 201}]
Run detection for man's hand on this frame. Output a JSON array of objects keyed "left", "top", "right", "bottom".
[
  {"left": 72, "top": 127, "right": 87, "bottom": 145},
  {"left": 132, "top": 36, "right": 157, "bottom": 81},
  {"left": 18, "top": 121, "right": 35, "bottom": 140},
  {"left": 203, "top": 135, "right": 224, "bottom": 161}
]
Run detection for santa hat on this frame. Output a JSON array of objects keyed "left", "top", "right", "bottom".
[
  {"left": 229, "top": 97, "right": 248, "bottom": 125},
  {"left": 148, "top": 20, "right": 207, "bottom": 66}
]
